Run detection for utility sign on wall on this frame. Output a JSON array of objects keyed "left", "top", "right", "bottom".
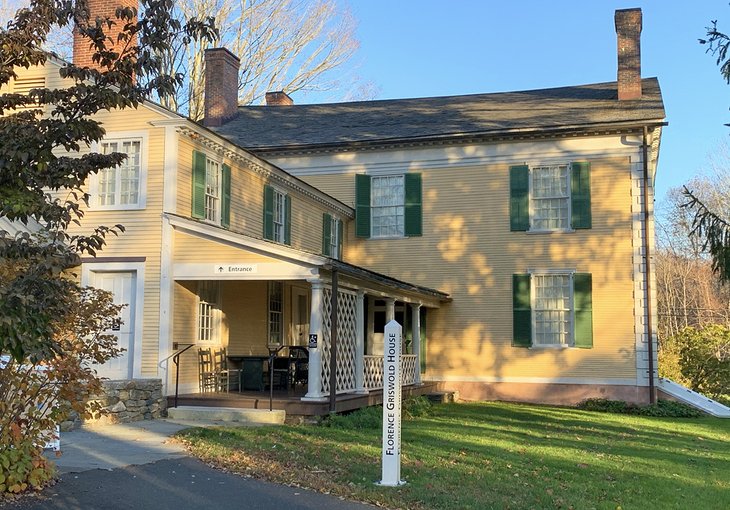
[{"left": 378, "top": 320, "right": 405, "bottom": 486}]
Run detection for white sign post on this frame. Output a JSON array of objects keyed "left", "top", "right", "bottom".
[{"left": 378, "top": 320, "right": 406, "bottom": 486}]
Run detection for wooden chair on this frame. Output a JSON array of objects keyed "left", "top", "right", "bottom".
[
  {"left": 214, "top": 347, "right": 242, "bottom": 392},
  {"left": 198, "top": 348, "right": 216, "bottom": 393}
]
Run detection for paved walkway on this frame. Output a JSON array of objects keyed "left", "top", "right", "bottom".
[{"left": 0, "top": 419, "right": 377, "bottom": 510}]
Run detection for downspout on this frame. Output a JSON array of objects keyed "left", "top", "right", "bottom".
[{"left": 642, "top": 125, "right": 656, "bottom": 404}]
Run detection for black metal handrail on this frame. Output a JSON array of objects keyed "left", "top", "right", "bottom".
[
  {"left": 267, "top": 345, "right": 286, "bottom": 411},
  {"left": 169, "top": 343, "right": 195, "bottom": 408}
]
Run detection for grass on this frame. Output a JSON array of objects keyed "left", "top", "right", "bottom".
[{"left": 175, "top": 401, "right": 730, "bottom": 510}]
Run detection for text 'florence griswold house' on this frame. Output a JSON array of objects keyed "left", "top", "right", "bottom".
[{"left": 5, "top": 4, "right": 665, "bottom": 412}]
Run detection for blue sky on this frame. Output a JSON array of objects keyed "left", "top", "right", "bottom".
[{"left": 339, "top": 0, "right": 730, "bottom": 202}]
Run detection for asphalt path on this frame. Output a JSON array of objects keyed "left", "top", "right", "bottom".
[
  {"left": 0, "top": 420, "right": 378, "bottom": 510},
  {"left": 1, "top": 457, "right": 375, "bottom": 510}
]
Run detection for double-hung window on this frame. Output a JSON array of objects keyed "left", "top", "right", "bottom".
[
  {"left": 197, "top": 281, "right": 221, "bottom": 343},
  {"left": 372, "top": 175, "right": 405, "bottom": 238},
  {"left": 322, "top": 213, "right": 343, "bottom": 259},
  {"left": 263, "top": 185, "right": 291, "bottom": 245},
  {"left": 94, "top": 137, "right": 144, "bottom": 209},
  {"left": 192, "top": 150, "right": 231, "bottom": 228},
  {"left": 268, "top": 281, "right": 283, "bottom": 346},
  {"left": 204, "top": 158, "right": 221, "bottom": 223},
  {"left": 355, "top": 173, "right": 422, "bottom": 238},
  {"left": 513, "top": 272, "right": 593, "bottom": 348},
  {"left": 510, "top": 162, "right": 591, "bottom": 232}
]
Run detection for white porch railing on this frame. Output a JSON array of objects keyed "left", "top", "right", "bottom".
[{"left": 363, "top": 354, "right": 417, "bottom": 390}]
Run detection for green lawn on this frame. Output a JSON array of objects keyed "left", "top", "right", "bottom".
[{"left": 176, "top": 401, "right": 730, "bottom": 510}]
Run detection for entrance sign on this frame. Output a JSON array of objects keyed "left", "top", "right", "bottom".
[
  {"left": 379, "top": 320, "right": 405, "bottom": 486},
  {"left": 213, "top": 264, "right": 258, "bottom": 274}
]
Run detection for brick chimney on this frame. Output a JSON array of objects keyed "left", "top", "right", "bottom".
[
  {"left": 265, "top": 91, "right": 294, "bottom": 106},
  {"left": 615, "top": 8, "right": 642, "bottom": 100},
  {"left": 203, "top": 48, "right": 240, "bottom": 127},
  {"left": 73, "top": 0, "right": 138, "bottom": 69}
]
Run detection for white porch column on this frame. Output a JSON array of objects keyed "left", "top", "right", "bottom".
[
  {"left": 385, "top": 297, "right": 396, "bottom": 323},
  {"left": 411, "top": 303, "right": 422, "bottom": 385},
  {"left": 304, "top": 279, "right": 325, "bottom": 400},
  {"left": 355, "top": 290, "right": 367, "bottom": 394}
]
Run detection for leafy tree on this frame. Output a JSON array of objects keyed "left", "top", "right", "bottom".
[{"left": 0, "top": 0, "right": 215, "bottom": 361}]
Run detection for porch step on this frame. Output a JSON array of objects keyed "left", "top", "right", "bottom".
[
  {"left": 167, "top": 406, "right": 285, "bottom": 425},
  {"left": 426, "top": 391, "right": 457, "bottom": 404}
]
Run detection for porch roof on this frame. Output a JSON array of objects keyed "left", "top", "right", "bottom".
[{"left": 167, "top": 213, "right": 450, "bottom": 305}]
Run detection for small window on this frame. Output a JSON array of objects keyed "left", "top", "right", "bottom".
[
  {"left": 371, "top": 175, "right": 405, "bottom": 238},
  {"left": 96, "top": 139, "right": 143, "bottom": 208},
  {"left": 268, "top": 281, "right": 283, "bottom": 345},
  {"left": 329, "top": 216, "right": 340, "bottom": 258},
  {"left": 205, "top": 158, "right": 221, "bottom": 223},
  {"left": 273, "top": 189, "right": 286, "bottom": 243},
  {"left": 197, "top": 281, "right": 221, "bottom": 343}
]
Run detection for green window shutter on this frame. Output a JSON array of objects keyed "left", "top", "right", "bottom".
[
  {"left": 263, "top": 184, "right": 274, "bottom": 240},
  {"left": 355, "top": 174, "right": 371, "bottom": 238},
  {"left": 404, "top": 173, "right": 423, "bottom": 236},
  {"left": 573, "top": 273, "right": 593, "bottom": 348},
  {"left": 322, "top": 213, "right": 332, "bottom": 256},
  {"left": 571, "top": 162, "right": 592, "bottom": 229},
  {"left": 513, "top": 274, "right": 532, "bottom": 347},
  {"left": 192, "top": 150, "right": 206, "bottom": 219},
  {"left": 510, "top": 165, "right": 530, "bottom": 231},
  {"left": 284, "top": 194, "right": 291, "bottom": 245},
  {"left": 221, "top": 164, "right": 231, "bottom": 228},
  {"left": 337, "top": 218, "right": 344, "bottom": 258}
]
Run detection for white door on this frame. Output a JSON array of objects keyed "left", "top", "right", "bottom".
[
  {"left": 291, "top": 287, "right": 309, "bottom": 346},
  {"left": 92, "top": 271, "right": 136, "bottom": 379}
]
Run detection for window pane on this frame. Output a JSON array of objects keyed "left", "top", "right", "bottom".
[
  {"left": 273, "top": 190, "right": 286, "bottom": 243},
  {"left": 100, "top": 140, "right": 141, "bottom": 206},
  {"left": 198, "top": 281, "right": 220, "bottom": 342},
  {"left": 533, "top": 274, "right": 572, "bottom": 346},
  {"left": 269, "top": 281, "right": 283, "bottom": 344},
  {"left": 532, "top": 165, "right": 569, "bottom": 230},
  {"left": 371, "top": 176, "right": 404, "bottom": 237},
  {"left": 205, "top": 159, "right": 219, "bottom": 222}
]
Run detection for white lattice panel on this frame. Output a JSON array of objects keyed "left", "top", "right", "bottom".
[
  {"left": 364, "top": 355, "right": 384, "bottom": 389},
  {"left": 320, "top": 287, "right": 358, "bottom": 395},
  {"left": 401, "top": 355, "right": 417, "bottom": 386},
  {"left": 363, "top": 354, "right": 417, "bottom": 390}
]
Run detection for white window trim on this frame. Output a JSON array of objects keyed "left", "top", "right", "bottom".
[
  {"left": 272, "top": 187, "right": 287, "bottom": 244},
  {"left": 527, "top": 163, "right": 574, "bottom": 234},
  {"left": 370, "top": 174, "right": 405, "bottom": 239},
  {"left": 330, "top": 215, "right": 341, "bottom": 259},
  {"left": 204, "top": 157, "right": 222, "bottom": 226},
  {"left": 268, "top": 281, "right": 284, "bottom": 346},
  {"left": 196, "top": 281, "right": 221, "bottom": 344},
  {"left": 528, "top": 269, "right": 576, "bottom": 349},
  {"left": 89, "top": 130, "right": 149, "bottom": 211},
  {"left": 80, "top": 262, "right": 145, "bottom": 378}
]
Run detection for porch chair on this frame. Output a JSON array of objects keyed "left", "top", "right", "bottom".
[
  {"left": 198, "top": 348, "right": 216, "bottom": 393},
  {"left": 213, "top": 347, "right": 242, "bottom": 392},
  {"left": 289, "top": 346, "right": 309, "bottom": 387}
]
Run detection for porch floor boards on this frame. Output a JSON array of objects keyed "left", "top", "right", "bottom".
[{"left": 169, "top": 382, "right": 439, "bottom": 416}]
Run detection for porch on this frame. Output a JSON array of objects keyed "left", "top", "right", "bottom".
[{"left": 169, "top": 381, "right": 440, "bottom": 416}]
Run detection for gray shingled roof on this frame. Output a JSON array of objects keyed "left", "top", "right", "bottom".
[{"left": 212, "top": 78, "right": 665, "bottom": 152}]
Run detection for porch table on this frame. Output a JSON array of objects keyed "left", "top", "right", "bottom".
[{"left": 227, "top": 355, "right": 267, "bottom": 391}]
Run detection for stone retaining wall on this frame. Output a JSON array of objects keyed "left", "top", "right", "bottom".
[{"left": 61, "top": 379, "right": 167, "bottom": 431}]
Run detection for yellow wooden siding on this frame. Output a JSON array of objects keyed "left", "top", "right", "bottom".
[
  {"left": 173, "top": 230, "right": 285, "bottom": 263},
  {"left": 176, "top": 139, "right": 335, "bottom": 255},
  {"left": 300, "top": 158, "right": 637, "bottom": 381}
]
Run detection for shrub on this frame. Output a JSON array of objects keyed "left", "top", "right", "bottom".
[
  {"left": 577, "top": 398, "right": 703, "bottom": 418},
  {"left": 322, "top": 397, "right": 434, "bottom": 429},
  {"left": 660, "top": 325, "right": 730, "bottom": 398},
  {"left": 0, "top": 285, "right": 123, "bottom": 495}
]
